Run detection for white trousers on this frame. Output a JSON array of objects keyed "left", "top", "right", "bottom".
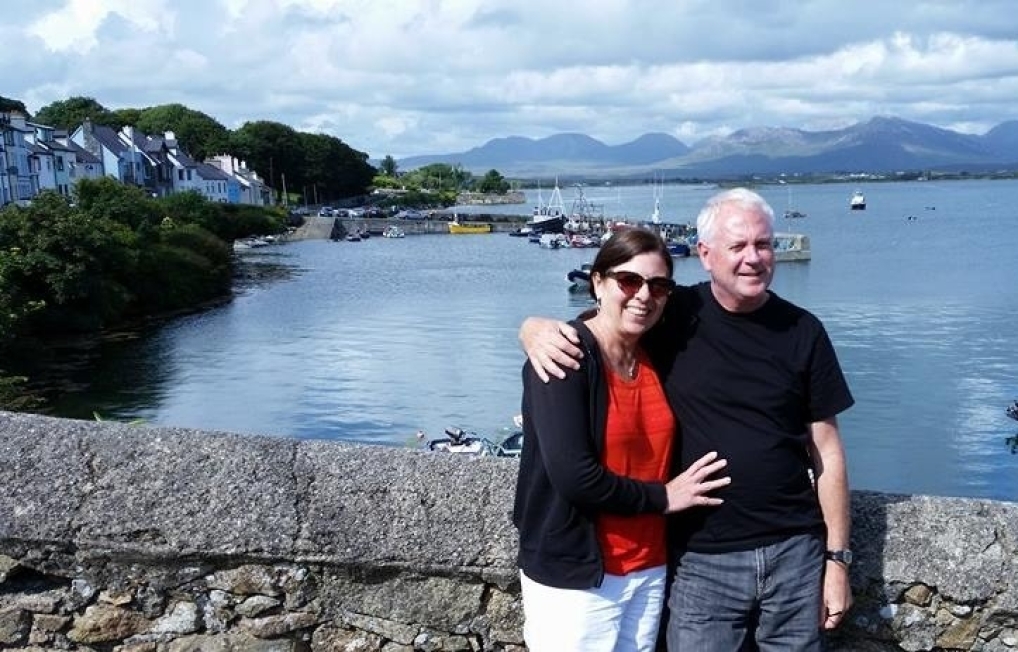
[{"left": 520, "top": 566, "right": 666, "bottom": 652}]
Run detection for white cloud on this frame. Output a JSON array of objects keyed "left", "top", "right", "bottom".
[
  {"left": 28, "top": 0, "right": 172, "bottom": 52},
  {"left": 5, "top": 0, "right": 1018, "bottom": 158}
]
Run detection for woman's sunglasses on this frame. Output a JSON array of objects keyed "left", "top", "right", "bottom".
[{"left": 605, "top": 270, "right": 676, "bottom": 299}]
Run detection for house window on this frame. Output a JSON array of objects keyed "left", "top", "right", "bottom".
[
  {"left": 186, "top": 170, "right": 192, "bottom": 181},
  {"left": 56, "top": 158, "right": 64, "bottom": 171},
  {"left": 178, "top": 169, "right": 184, "bottom": 181}
]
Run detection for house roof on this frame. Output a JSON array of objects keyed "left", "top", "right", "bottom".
[
  {"left": 140, "top": 135, "right": 167, "bottom": 155},
  {"left": 196, "top": 162, "right": 231, "bottom": 181},
  {"left": 171, "top": 148, "right": 198, "bottom": 167},
  {"left": 90, "top": 125, "right": 129, "bottom": 155},
  {"left": 36, "top": 139, "right": 74, "bottom": 153},
  {"left": 63, "top": 139, "right": 102, "bottom": 164}
]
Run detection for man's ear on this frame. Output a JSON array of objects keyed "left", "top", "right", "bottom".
[{"left": 697, "top": 242, "right": 711, "bottom": 270}]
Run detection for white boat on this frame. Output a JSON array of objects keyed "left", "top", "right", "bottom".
[
  {"left": 783, "top": 183, "right": 807, "bottom": 219},
  {"left": 850, "top": 190, "right": 866, "bottom": 210},
  {"left": 773, "top": 233, "right": 811, "bottom": 261},
  {"left": 539, "top": 233, "right": 570, "bottom": 249},
  {"left": 382, "top": 225, "right": 405, "bottom": 238}
]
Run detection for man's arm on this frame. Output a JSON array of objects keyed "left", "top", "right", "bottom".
[
  {"left": 809, "top": 416, "right": 852, "bottom": 630},
  {"left": 518, "top": 317, "right": 584, "bottom": 382}
]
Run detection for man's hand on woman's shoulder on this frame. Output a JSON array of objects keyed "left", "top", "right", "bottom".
[{"left": 520, "top": 317, "right": 583, "bottom": 382}]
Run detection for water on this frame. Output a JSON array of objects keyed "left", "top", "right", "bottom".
[{"left": 37, "top": 179, "right": 1018, "bottom": 501}]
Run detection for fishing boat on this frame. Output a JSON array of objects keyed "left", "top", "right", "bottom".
[
  {"left": 382, "top": 225, "right": 405, "bottom": 238},
  {"left": 528, "top": 179, "right": 567, "bottom": 233},
  {"left": 850, "top": 190, "right": 866, "bottom": 210},
  {"left": 448, "top": 219, "right": 492, "bottom": 234}
]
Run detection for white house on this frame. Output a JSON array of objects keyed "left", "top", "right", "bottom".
[
  {"left": 195, "top": 162, "right": 232, "bottom": 203},
  {"left": 28, "top": 122, "right": 74, "bottom": 198},
  {"left": 28, "top": 143, "right": 55, "bottom": 194},
  {"left": 206, "top": 154, "right": 272, "bottom": 206}
]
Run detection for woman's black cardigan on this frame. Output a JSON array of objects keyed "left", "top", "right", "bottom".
[{"left": 512, "top": 320, "right": 670, "bottom": 589}]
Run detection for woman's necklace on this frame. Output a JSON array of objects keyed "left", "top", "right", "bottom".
[
  {"left": 587, "top": 319, "right": 638, "bottom": 380},
  {"left": 621, "top": 356, "right": 637, "bottom": 380}
]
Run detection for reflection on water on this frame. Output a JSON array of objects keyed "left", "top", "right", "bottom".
[{"left": 38, "top": 179, "right": 1018, "bottom": 500}]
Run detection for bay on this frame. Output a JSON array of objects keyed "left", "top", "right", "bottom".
[{"left": 40, "top": 179, "right": 1018, "bottom": 501}]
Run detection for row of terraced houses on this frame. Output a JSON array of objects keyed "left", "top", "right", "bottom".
[{"left": 1, "top": 111, "right": 273, "bottom": 208}]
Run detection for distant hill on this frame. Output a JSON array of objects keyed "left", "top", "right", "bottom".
[{"left": 398, "top": 116, "right": 1018, "bottom": 178}]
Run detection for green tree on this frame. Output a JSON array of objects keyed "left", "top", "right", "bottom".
[
  {"left": 33, "top": 96, "right": 113, "bottom": 131},
  {"left": 74, "top": 177, "right": 162, "bottom": 232},
  {"left": 477, "top": 169, "right": 510, "bottom": 194},
  {"left": 135, "top": 103, "right": 231, "bottom": 160},
  {"left": 407, "top": 163, "right": 471, "bottom": 192},
  {"left": 0, "top": 191, "right": 139, "bottom": 334},
  {"left": 230, "top": 121, "right": 303, "bottom": 200},
  {"left": 108, "top": 107, "right": 144, "bottom": 130},
  {"left": 380, "top": 155, "right": 398, "bottom": 177},
  {"left": 0, "top": 96, "right": 29, "bottom": 115}
]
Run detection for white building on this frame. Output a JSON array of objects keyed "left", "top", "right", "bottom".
[
  {"left": 206, "top": 154, "right": 272, "bottom": 206},
  {"left": 0, "top": 112, "right": 35, "bottom": 206}
]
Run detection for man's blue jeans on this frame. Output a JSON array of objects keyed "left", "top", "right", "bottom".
[{"left": 666, "top": 533, "right": 824, "bottom": 652}]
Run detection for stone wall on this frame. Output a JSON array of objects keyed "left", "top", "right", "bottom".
[{"left": 1, "top": 411, "right": 1016, "bottom": 651}]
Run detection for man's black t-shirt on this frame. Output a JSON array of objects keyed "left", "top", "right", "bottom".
[{"left": 646, "top": 282, "right": 854, "bottom": 553}]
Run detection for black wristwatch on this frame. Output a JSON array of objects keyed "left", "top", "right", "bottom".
[{"left": 825, "top": 549, "right": 853, "bottom": 565}]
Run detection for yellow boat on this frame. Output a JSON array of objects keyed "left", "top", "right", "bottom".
[{"left": 448, "top": 220, "right": 492, "bottom": 234}]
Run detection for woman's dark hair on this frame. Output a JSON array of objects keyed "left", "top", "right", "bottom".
[{"left": 588, "top": 227, "right": 674, "bottom": 300}]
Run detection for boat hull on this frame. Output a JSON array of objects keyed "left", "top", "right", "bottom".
[
  {"left": 448, "top": 223, "right": 492, "bottom": 234},
  {"left": 528, "top": 215, "right": 566, "bottom": 234}
]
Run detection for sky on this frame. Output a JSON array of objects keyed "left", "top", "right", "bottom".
[{"left": 4, "top": 0, "right": 1018, "bottom": 159}]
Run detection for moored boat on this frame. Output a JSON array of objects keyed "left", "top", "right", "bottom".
[
  {"left": 528, "top": 179, "right": 567, "bottom": 233},
  {"left": 783, "top": 183, "right": 807, "bottom": 219},
  {"left": 448, "top": 219, "right": 492, "bottom": 234},
  {"left": 850, "top": 190, "right": 866, "bottom": 210},
  {"left": 666, "top": 240, "right": 691, "bottom": 257},
  {"left": 566, "top": 263, "right": 593, "bottom": 289},
  {"left": 773, "top": 232, "right": 811, "bottom": 261},
  {"left": 538, "top": 233, "right": 569, "bottom": 249},
  {"left": 382, "top": 225, "right": 406, "bottom": 238}
]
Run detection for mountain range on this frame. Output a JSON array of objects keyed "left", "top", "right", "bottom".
[{"left": 397, "top": 116, "right": 1018, "bottom": 179}]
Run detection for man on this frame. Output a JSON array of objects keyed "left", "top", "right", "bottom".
[{"left": 520, "top": 187, "right": 853, "bottom": 651}]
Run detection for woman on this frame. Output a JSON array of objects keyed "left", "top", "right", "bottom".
[{"left": 513, "top": 227, "right": 731, "bottom": 652}]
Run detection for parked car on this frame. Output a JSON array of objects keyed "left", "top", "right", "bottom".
[
  {"left": 397, "top": 209, "right": 425, "bottom": 220},
  {"left": 318, "top": 206, "right": 334, "bottom": 217}
]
